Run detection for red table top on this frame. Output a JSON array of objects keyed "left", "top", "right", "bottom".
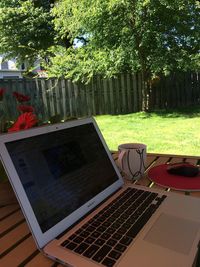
[{"left": 147, "top": 164, "right": 200, "bottom": 191}]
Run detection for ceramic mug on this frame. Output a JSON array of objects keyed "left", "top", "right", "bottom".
[{"left": 118, "top": 143, "right": 146, "bottom": 180}]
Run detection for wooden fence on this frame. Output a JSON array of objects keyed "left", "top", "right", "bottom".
[
  {"left": 0, "top": 72, "right": 199, "bottom": 121},
  {"left": 149, "top": 72, "right": 200, "bottom": 110}
]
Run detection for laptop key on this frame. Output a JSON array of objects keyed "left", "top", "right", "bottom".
[
  {"left": 73, "top": 236, "right": 84, "bottom": 243},
  {"left": 102, "top": 257, "right": 116, "bottom": 267},
  {"left": 92, "top": 245, "right": 112, "bottom": 262},
  {"left": 118, "top": 227, "right": 127, "bottom": 235},
  {"left": 93, "top": 231, "right": 101, "bottom": 238},
  {"left": 107, "top": 238, "right": 117, "bottom": 246},
  {"left": 68, "top": 234, "right": 76, "bottom": 240},
  {"left": 101, "top": 233, "right": 111, "bottom": 240},
  {"left": 61, "top": 240, "right": 69, "bottom": 247},
  {"left": 66, "top": 242, "right": 77, "bottom": 250},
  {"left": 95, "top": 238, "right": 106, "bottom": 246},
  {"left": 85, "top": 237, "right": 95, "bottom": 244},
  {"left": 120, "top": 236, "right": 133, "bottom": 246},
  {"left": 102, "top": 258, "right": 115, "bottom": 267},
  {"left": 126, "top": 208, "right": 155, "bottom": 238},
  {"left": 83, "top": 244, "right": 100, "bottom": 258},
  {"left": 106, "top": 227, "right": 116, "bottom": 234},
  {"left": 112, "top": 233, "right": 122, "bottom": 240},
  {"left": 74, "top": 242, "right": 89, "bottom": 254},
  {"left": 80, "top": 231, "right": 90, "bottom": 238},
  {"left": 108, "top": 250, "right": 122, "bottom": 260},
  {"left": 114, "top": 243, "right": 126, "bottom": 252}
]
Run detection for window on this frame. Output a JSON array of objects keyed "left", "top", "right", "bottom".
[{"left": 1, "top": 61, "right": 9, "bottom": 70}]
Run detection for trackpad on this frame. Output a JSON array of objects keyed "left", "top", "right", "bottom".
[{"left": 144, "top": 213, "right": 199, "bottom": 254}]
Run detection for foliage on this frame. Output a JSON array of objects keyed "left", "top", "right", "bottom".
[
  {"left": 0, "top": 0, "right": 56, "bottom": 66},
  {"left": 48, "top": 0, "right": 200, "bottom": 82},
  {"left": 0, "top": 0, "right": 199, "bottom": 86}
]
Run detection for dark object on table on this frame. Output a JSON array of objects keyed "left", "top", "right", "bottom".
[{"left": 167, "top": 163, "right": 199, "bottom": 177}]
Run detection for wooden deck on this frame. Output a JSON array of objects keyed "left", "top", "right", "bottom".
[{"left": 1, "top": 153, "right": 200, "bottom": 267}]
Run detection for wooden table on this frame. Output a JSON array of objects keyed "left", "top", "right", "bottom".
[{"left": 1, "top": 153, "right": 200, "bottom": 267}]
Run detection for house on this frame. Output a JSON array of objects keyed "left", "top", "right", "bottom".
[{"left": 0, "top": 55, "right": 45, "bottom": 79}]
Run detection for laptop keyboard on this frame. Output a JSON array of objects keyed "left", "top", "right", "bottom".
[{"left": 61, "top": 187, "right": 167, "bottom": 266}]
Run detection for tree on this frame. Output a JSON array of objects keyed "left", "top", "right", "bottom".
[
  {"left": 48, "top": 0, "right": 200, "bottom": 109},
  {"left": 0, "top": 0, "right": 58, "bottom": 67}
]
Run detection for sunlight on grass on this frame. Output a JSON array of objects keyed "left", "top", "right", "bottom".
[{"left": 95, "top": 110, "right": 200, "bottom": 156}]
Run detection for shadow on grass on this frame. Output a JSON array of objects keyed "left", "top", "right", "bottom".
[{"left": 142, "top": 105, "right": 200, "bottom": 119}]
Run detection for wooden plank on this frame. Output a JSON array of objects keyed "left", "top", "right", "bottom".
[
  {"left": 0, "top": 210, "right": 24, "bottom": 235},
  {"left": 72, "top": 82, "right": 79, "bottom": 118},
  {"left": 79, "top": 86, "right": 86, "bottom": 117},
  {"left": 25, "top": 252, "right": 54, "bottom": 267},
  {"left": 114, "top": 75, "right": 121, "bottom": 114},
  {"left": 146, "top": 155, "right": 158, "bottom": 168},
  {"left": 181, "top": 73, "right": 187, "bottom": 106},
  {"left": 54, "top": 79, "right": 61, "bottom": 116},
  {"left": 41, "top": 79, "right": 50, "bottom": 121},
  {"left": 66, "top": 80, "right": 74, "bottom": 117},
  {"left": 169, "top": 157, "right": 185, "bottom": 163},
  {"left": 109, "top": 77, "right": 115, "bottom": 115},
  {"left": 0, "top": 204, "right": 19, "bottom": 220},
  {"left": 161, "top": 76, "right": 167, "bottom": 109},
  {"left": 0, "top": 236, "right": 38, "bottom": 267},
  {"left": 47, "top": 79, "right": 56, "bottom": 117},
  {"left": 103, "top": 79, "right": 109, "bottom": 114},
  {"left": 147, "top": 152, "right": 200, "bottom": 159},
  {"left": 8, "top": 79, "right": 18, "bottom": 119},
  {"left": 120, "top": 74, "right": 127, "bottom": 113},
  {"left": 132, "top": 73, "right": 138, "bottom": 112},
  {"left": 0, "top": 222, "right": 30, "bottom": 255},
  {"left": 184, "top": 158, "right": 199, "bottom": 165},
  {"left": 193, "top": 72, "right": 200, "bottom": 104},
  {"left": 34, "top": 79, "right": 45, "bottom": 121},
  {"left": 126, "top": 73, "right": 132, "bottom": 113},
  {"left": 91, "top": 78, "right": 96, "bottom": 116},
  {"left": 137, "top": 73, "right": 142, "bottom": 111},
  {"left": 0, "top": 181, "right": 17, "bottom": 207},
  {"left": 167, "top": 74, "right": 173, "bottom": 108},
  {"left": 85, "top": 83, "right": 92, "bottom": 116},
  {"left": 184, "top": 72, "right": 190, "bottom": 105},
  {"left": 60, "top": 79, "right": 67, "bottom": 119},
  {"left": 96, "top": 75, "right": 102, "bottom": 115},
  {"left": 190, "top": 191, "right": 200, "bottom": 198}
]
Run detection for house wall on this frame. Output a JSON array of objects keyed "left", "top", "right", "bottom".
[
  {"left": 0, "top": 70, "right": 23, "bottom": 79},
  {"left": 0, "top": 55, "right": 42, "bottom": 79}
]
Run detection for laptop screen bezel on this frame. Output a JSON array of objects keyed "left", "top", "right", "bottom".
[{"left": 0, "top": 117, "right": 123, "bottom": 249}]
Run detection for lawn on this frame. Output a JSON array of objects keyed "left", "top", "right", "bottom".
[{"left": 95, "top": 107, "right": 200, "bottom": 156}]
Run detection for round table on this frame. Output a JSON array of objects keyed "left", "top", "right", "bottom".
[{"left": 147, "top": 164, "right": 200, "bottom": 192}]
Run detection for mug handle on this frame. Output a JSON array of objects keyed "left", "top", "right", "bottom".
[{"left": 118, "top": 150, "right": 126, "bottom": 174}]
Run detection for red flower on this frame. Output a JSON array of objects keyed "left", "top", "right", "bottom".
[
  {"left": 13, "top": 92, "right": 30, "bottom": 102},
  {"left": 0, "top": 88, "right": 6, "bottom": 101},
  {"left": 17, "top": 105, "right": 34, "bottom": 113},
  {"left": 8, "top": 112, "right": 38, "bottom": 132}
]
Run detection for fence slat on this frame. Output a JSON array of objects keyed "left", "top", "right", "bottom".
[{"left": 0, "top": 72, "right": 199, "bottom": 122}]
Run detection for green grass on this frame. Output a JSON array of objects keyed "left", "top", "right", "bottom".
[{"left": 95, "top": 107, "right": 200, "bottom": 156}]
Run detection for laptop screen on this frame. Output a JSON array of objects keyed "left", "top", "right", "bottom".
[{"left": 5, "top": 123, "right": 119, "bottom": 233}]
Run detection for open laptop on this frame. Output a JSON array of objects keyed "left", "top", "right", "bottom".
[{"left": 0, "top": 117, "right": 200, "bottom": 267}]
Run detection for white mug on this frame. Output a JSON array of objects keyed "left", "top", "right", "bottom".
[{"left": 118, "top": 143, "right": 146, "bottom": 180}]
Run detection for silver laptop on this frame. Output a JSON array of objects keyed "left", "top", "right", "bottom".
[{"left": 0, "top": 117, "right": 200, "bottom": 267}]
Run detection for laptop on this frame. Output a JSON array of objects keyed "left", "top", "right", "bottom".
[{"left": 0, "top": 117, "right": 200, "bottom": 267}]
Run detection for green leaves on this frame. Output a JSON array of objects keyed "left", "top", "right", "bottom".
[
  {"left": 0, "top": 0, "right": 55, "bottom": 65},
  {"left": 49, "top": 0, "right": 199, "bottom": 82},
  {"left": 0, "top": 0, "right": 199, "bottom": 82}
]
